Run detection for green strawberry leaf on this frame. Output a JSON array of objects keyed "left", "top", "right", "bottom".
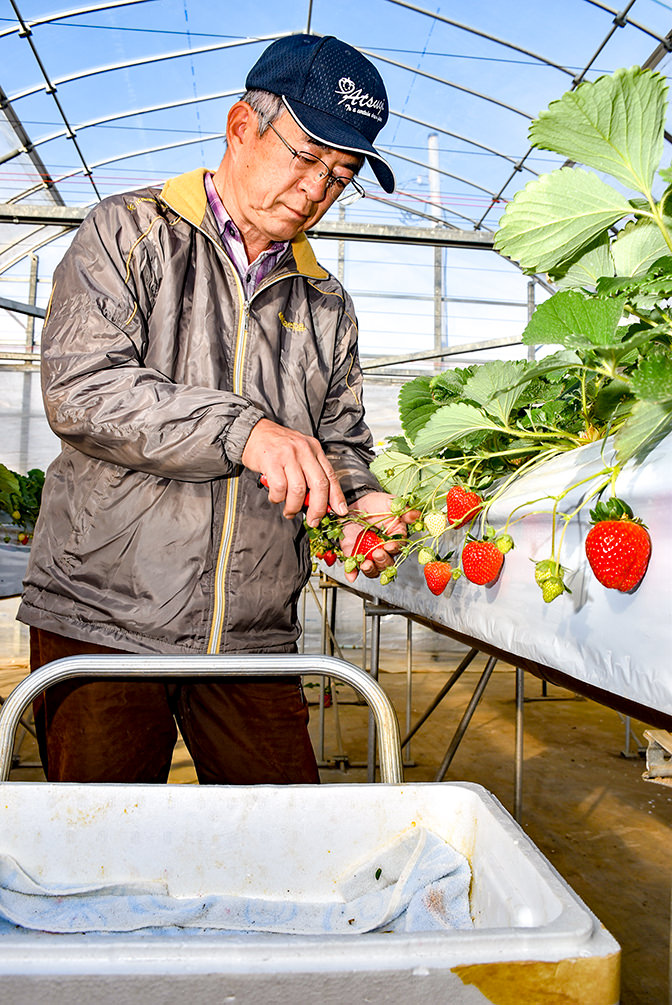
[
  {"left": 550, "top": 235, "right": 614, "bottom": 291},
  {"left": 494, "top": 167, "right": 634, "bottom": 273},
  {"left": 528, "top": 67, "right": 667, "bottom": 194},
  {"left": 370, "top": 449, "right": 421, "bottom": 497},
  {"left": 610, "top": 221, "right": 672, "bottom": 279},
  {"left": 429, "top": 366, "right": 473, "bottom": 402},
  {"left": 597, "top": 254, "right": 672, "bottom": 300},
  {"left": 383, "top": 435, "right": 412, "bottom": 455},
  {"left": 512, "top": 349, "right": 582, "bottom": 383},
  {"left": 459, "top": 360, "right": 530, "bottom": 424},
  {"left": 593, "top": 377, "right": 634, "bottom": 420},
  {"left": 412, "top": 403, "right": 505, "bottom": 457},
  {"left": 370, "top": 451, "right": 449, "bottom": 508},
  {"left": 614, "top": 397, "right": 672, "bottom": 463},
  {"left": 398, "top": 376, "right": 439, "bottom": 442},
  {"left": 629, "top": 349, "right": 672, "bottom": 402},
  {"left": 522, "top": 289, "right": 626, "bottom": 348}
]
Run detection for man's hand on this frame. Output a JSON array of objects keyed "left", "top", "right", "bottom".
[
  {"left": 340, "top": 491, "right": 420, "bottom": 583},
  {"left": 242, "top": 417, "right": 348, "bottom": 525}
]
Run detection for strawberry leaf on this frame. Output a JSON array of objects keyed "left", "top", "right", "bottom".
[
  {"left": 412, "top": 403, "right": 505, "bottom": 457},
  {"left": 528, "top": 67, "right": 667, "bottom": 194},
  {"left": 370, "top": 451, "right": 449, "bottom": 508},
  {"left": 460, "top": 360, "right": 530, "bottom": 424},
  {"left": 597, "top": 255, "right": 672, "bottom": 300},
  {"left": 614, "top": 398, "right": 672, "bottom": 463},
  {"left": 610, "top": 221, "right": 672, "bottom": 279},
  {"left": 550, "top": 234, "right": 614, "bottom": 291},
  {"left": 629, "top": 349, "right": 672, "bottom": 402},
  {"left": 522, "top": 289, "right": 626, "bottom": 348},
  {"left": 516, "top": 349, "right": 583, "bottom": 382},
  {"left": 398, "top": 376, "right": 439, "bottom": 442},
  {"left": 494, "top": 167, "right": 634, "bottom": 273},
  {"left": 429, "top": 366, "right": 473, "bottom": 402}
]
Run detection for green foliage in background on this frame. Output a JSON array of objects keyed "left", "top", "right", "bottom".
[{"left": 0, "top": 463, "right": 44, "bottom": 537}]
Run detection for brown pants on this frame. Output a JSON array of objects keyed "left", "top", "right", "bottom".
[{"left": 30, "top": 628, "right": 320, "bottom": 785}]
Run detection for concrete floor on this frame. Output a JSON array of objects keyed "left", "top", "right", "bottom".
[{"left": 1, "top": 586, "right": 670, "bottom": 1004}]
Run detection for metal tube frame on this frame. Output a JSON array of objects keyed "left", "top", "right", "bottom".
[{"left": 0, "top": 653, "right": 404, "bottom": 785}]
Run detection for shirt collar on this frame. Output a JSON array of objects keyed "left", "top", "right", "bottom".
[{"left": 204, "top": 172, "right": 288, "bottom": 265}]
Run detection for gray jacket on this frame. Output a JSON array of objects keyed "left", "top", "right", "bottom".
[{"left": 18, "top": 168, "right": 380, "bottom": 654}]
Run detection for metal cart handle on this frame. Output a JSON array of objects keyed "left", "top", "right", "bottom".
[{"left": 0, "top": 654, "right": 404, "bottom": 784}]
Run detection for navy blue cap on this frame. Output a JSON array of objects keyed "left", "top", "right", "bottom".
[{"left": 245, "top": 34, "right": 395, "bottom": 194}]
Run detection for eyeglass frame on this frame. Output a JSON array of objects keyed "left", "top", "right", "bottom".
[{"left": 264, "top": 119, "right": 366, "bottom": 204}]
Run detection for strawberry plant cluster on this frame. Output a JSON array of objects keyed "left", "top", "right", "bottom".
[
  {"left": 359, "top": 67, "right": 670, "bottom": 602},
  {"left": 0, "top": 463, "right": 44, "bottom": 545}
]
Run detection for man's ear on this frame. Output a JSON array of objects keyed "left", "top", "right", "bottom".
[{"left": 226, "top": 101, "right": 256, "bottom": 154}]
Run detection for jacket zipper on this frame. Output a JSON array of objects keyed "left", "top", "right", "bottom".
[{"left": 207, "top": 278, "right": 250, "bottom": 653}]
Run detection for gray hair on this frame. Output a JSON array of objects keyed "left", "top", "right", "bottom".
[
  {"left": 241, "top": 89, "right": 284, "bottom": 135},
  {"left": 240, "top": 87, "right": 364, "bottom": 174}
]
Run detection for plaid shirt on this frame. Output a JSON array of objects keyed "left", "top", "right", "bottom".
[{"left": 204, "top": 172, "right": 289, "bottom": 298}]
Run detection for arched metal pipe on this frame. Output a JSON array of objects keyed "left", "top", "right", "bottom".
[{"left": 0, "top": 654, "right": 404, "bottom": 784}]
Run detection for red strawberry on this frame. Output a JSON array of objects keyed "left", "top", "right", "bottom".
[
  {"left": 322, "top": 549, "right": 337, "bottom": 567},
  {"left": 446, "top": 486, "right": 483, "bottom": 527},
  {"left": 584, "top": 498, "right": 651, "bottom": 592},
  {"left": 353, "top": 528, "right": 384, "bottom": 560},
  {"left": 423, "top": 560, "right": 453, "bottom": 596},
  {"left": 461, "top": 540, "right": 504, "bottom": 585}
]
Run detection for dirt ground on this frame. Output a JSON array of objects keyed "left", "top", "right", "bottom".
[{"left": 1, "top": 587, "right": 670, "bottom": 1005}]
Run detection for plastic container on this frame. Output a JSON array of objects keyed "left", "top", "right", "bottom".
[{"left": 0, "top": 656, "right": 619, "bottom": 1003}]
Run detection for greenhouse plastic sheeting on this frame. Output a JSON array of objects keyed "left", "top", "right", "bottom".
[{"left": 326, "top": 436, "right": 672, "bottom": 724}]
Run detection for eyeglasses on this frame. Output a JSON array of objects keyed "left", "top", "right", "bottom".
[{"left": 265, "top": 120, "right": 365, "bottom": 205}]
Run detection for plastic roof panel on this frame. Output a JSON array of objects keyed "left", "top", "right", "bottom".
[{"left": 0, "top": 0, "right": 669, "bottom": 357}]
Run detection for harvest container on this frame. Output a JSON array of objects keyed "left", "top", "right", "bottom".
[{"left": 0, "top": 655, "right": 619, "bottom": 1003}]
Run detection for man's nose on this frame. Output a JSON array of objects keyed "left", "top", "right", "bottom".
[{"left": 299, "top": 170, "right": 332, "bottom": 202}]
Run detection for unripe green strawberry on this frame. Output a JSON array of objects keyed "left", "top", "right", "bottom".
[
  {"left": 534, "top": 559, "right": 556, "bottom": 584},
  {"left": 417, "top": 547, "right": 435, "bottom": 566},
  {"left": 541, "top": 577, "right": 565, "bottom": 603},
  {"left": 495, "top": 533, "right": 514, "bottom": 554},
  {"left": 380, "top": 566, "right": 398, "bottom": 585},
  {"left": 424, "top": 511, "right": 447, "bottom": 537}
]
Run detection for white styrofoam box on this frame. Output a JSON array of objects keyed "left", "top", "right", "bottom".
[{"left": 0, "top": 781, "right": 619, "bottom": 1004}]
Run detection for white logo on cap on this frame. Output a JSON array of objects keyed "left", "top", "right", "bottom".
[{"left": 335, "top": 77, "right": 385, "bottom": 123}]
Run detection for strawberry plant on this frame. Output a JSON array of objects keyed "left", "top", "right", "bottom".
[
  {"left": 368, "top": 66, "right": 672, "bottom": 601},
  {"left": 0, "top": 463, "right": 44, "bottom": 543}
]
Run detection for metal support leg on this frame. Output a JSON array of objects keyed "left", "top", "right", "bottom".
[
  {"left": 404, "top": 620, "right": 413, "bottom": 762},
  {"left": 367, "top": 608, "right": 381, "bottom": 783},
  {"left": 434, "top": 656, "right": 497, "bottom": 782},
  {"left": 401, "top": 647, "right": 479, "bottom": 748},
  {"left": 514, "top": 666, "right": 524, "bottom": 823}
]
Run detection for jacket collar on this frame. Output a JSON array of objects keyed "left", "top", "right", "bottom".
[{"left": 160, "top": 169, "right": 329, "bottom": 281}]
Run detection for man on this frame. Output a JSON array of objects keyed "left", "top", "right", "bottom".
[{"left": 18, "top": 34, "right": 414, "bottom": 785}]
